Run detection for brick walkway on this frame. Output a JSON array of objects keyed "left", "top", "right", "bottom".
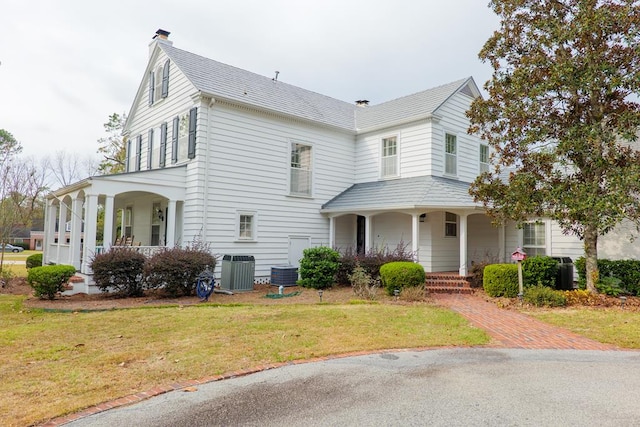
[{"left": 432, "top": 293, "right": 618, "bottom": 350}]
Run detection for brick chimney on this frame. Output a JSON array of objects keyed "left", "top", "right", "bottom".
[{"left": 149, "top": 29, "right": 173, "bottom": 56}]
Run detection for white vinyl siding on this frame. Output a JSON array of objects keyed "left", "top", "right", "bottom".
[
  {"left": 290, "top": 142, "right": 312, "bottom": 196},
  {"left": 381, "top": 136, "right": 398, "bottom": 178},
  {"left": 445, "top": 133, "right": 457, "bottom": 175}
]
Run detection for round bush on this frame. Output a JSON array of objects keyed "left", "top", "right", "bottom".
[
  {"left": 380, "top": 261, "right": 426, "bottom": 296},
  {"left": 483, "top": 264, "right": 519, "bottom": 297},
  {"left": 27, "top": 264, "right": 76, "bottom": 300},
  {"left": 144, "top": 247, "right": 217, "bottom": 297},
  {"left": 91, "top": 248, "right": 146, "bottom": 296},
  {"left": 26, "top": 253, "right": 43, "bottom": 269},
  {"left": 297, "top": 247, "right": 340, "bottom": 290}
]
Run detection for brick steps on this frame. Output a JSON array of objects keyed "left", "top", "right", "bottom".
[{"left": 426, "top": 273, "right": 474, "bottom": 294}]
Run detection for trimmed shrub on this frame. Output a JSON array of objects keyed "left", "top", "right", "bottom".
[
  {"left": 522, "top": 256, "right": 559, "bottom": 288},
  {"left": 335, "top": 243, "right": 415, "bottom": 286},
  {"left": 91, "top": 248, "right": 146, "bottom": 296},
  {"left": 297, "top": 246, "right": 340, "bottom": 290},
  {"left": 523, "top": 284, "right": 567, "bottom": 307},
  {"left": 575, "top": 257, "right": 640, "bottom": 295},
  {"left": 26, "top": 253, "right": 43, "bottom": 269},
  {"left": 27, "top": 264, "right": 76, "bottom": 300},
  {"left": 380, "top": 261, "right": 426, "bottom": 296},
  {"left": 483, "top": 264, "right": 519, "bottom": 297},
  {"left": 144, "top": 246, "right": 217, "bottom": 297}
]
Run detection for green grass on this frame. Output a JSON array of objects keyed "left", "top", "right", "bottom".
[
  {"left": 525, "top": 308, "right": 640, "bottom": 349},
  {"left": 0, "top": 295, "right": 488, "bottom": 426}
]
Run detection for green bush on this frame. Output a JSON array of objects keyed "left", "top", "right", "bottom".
[
  {"left": 144, "top": 247, "right": 217, "bottom": 297},
  {"left": 27, "top": 264, "right": 76, "bottom": 300},
  {"left": 483, "top": 264, "right": 519, "bottom": 297},
  {"left": 379, "top": 261, "right": 426, "bottom": 296},
  {"left": 91, "top": 248, "right": 146, "bottom": 296},
  {"left": 523, "top": 256, "right": 558, "bottom": 288},
  {"left": 335, "top": 243, "right": 415, "bottom": 286},
  {"left": 575, "top": 257, "right": 640, "bottom": 295},
  {"left": 596, "top": 276, "right": 624, "bottom": 297},
  {"left": 26, "top": 253, "right": 43, "bottom": 269},
  {"left": 523, "top": 284, "right": 567, "bottom": 307},
  {"left": 297, "top": 246, "right": 340, "bottom": 290}
]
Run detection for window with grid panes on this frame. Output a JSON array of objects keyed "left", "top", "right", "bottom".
[
  {"left": 381, "top": 136, "right": 398, "bottom": 177},
  {"left": 445, "top": 133, "right": 457, "bottom": 175}
]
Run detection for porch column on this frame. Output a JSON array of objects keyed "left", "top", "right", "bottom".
[
  {"left": 69, "top": 196, "right": 83, "bottom": 269},
  {"left": 103, "top": 196, "right": 114, "bottom": 251},
  {"left": 365, "top": 215, "right": 372, "bottom": 252},
  {"left": 56, "top": 201, "right": 67, "bottom": 263},
  {"left": 459, "top": 213, "right": 468, "bottom": 276},
  {"left": 328, "top": 216, "right": 335, "bottom": 248},
  {"left": 45, "top": 200, "right": 57, "bottom": 264},
  {"left": 81, "top": 194, "right": 98, "bottom": 274},
  {"left": 498, "top": 223, "right": 506, "bottom": 263},
  {"left": 166, "top": 199, "right": 177, "bottom": 248},
  {"left": 411, "top": 213, "right": 419, "bottom": 262}
]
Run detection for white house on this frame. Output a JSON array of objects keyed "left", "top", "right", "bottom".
[{"left": 45, "top": 29, "right": 604, "bottom": 293}]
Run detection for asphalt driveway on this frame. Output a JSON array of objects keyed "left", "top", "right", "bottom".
[{"left": 65, "top": 348, "right": 640, "bottom": 426}]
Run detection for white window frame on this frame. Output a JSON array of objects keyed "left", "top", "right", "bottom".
[
  {"left": 445, "top": 133, "right": 457, "bottom": 176},
  {"left": 444, "top": 212, "right": 457, "bottom": 237},
  {"left": 380, "top": 135, "right": 399, "bottom": 178},
  {"left": 289, "top": 141, "right": 313, "bottom": 197},
  {"left": 522, "top": 221, "right": 547, "bottom": 256},
  {"left": 154, "top": 65, "right": 163, "bottom": 103},
  {"left": 236, "top": 211, "right": 257, "bottom": 241},
  {"left": 479, "top": 144, "right": 489, "bottom": 173},
  {"left": 178, "top": 112, "right": 189, "bottom": 162}
]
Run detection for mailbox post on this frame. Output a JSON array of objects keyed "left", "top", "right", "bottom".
[{"left": 511, "top": 247, "right": 527, "bottom": 302}]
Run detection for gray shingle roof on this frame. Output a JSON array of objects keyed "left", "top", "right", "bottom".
[
  {"left": 161, "top": 44, "right": 357, "bottom": 131},
  {"left": 160, "top": 44, "right": 474, "bottom": 133},
  {"left": 321, "top": 176, "right": 480, "bottom": 212}
]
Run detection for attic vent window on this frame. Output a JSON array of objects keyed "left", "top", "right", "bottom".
[{"left": 355, "top": 100, "right": 369, "bottom": 107}]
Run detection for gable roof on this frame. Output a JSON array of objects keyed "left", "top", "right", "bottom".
[
  {"left": 321, "top": 176, "right": 480, "bottom": 213},
  {"left": 154, "top": 43, "right": 479, "bottom": 133}
]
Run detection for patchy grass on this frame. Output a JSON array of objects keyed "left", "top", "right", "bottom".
[
  {"left": 0, "top": 295, "right": 488, "bottom": 426},
  {"left": 524, "top": 308, "right": 640, "bottom": 349}
]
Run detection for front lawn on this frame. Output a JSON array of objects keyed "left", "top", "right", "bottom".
[{"left": 0, "top": 295, "right": 488, "bottom": 426}]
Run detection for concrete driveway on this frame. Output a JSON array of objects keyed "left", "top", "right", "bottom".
[{"left": 65, "top": 348, "right": 640, "bottom": 427}]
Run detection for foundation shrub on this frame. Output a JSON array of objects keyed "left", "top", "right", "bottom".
[
  {"left": 335, "top": 243, "right": 415, "bottom": 286},
  {"left": 91, "top": 248, "right": 146, "bottom": 297},
  {"left": 596, "top": 276, "right": 624, "bottom": 297},
  {"left": 26, "top": 253, "right": 43, "bottom": 269},
  {"left": 483, "top": 264, "right": 519, "bottom": 297},
  {"left": 144, "top": 246, "right": 217, "bottom": 297},
  {"left": 297, "top": 246, "right": 340, "bottom": 290},
  {"left": 380, "top": 261, "right": 425, "bottom": 296},
  {"left": 27, "top": 264, "right": 76, "bottom": 300},
  {"left": 522, "top": 256, "right": 559, "bottom": 288},
  {"left": 348, "top": 263, "right": 380, "bottom": 300},
  {"left": 575, "top": 257, "right": 640, "bottom": 295},
  {"left": 523, "top": 284, "right": 567, "bottom": 307}
]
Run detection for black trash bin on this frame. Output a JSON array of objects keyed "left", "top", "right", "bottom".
[{"left": 552, "top": 257, "right": 574, "bottom": 290}]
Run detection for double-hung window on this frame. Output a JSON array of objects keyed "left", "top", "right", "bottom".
[
  {"left": 445, "top": 212, "right": 458, "bottom": 237},
  {"left": 523, "top": 222, "right": 546, "bottom": 256},
  {"left": 445, "top": 133, "right": 457, "bottom": 175},
  {"left": 480, "top": 144, "right": 489, "bottom": 173},
  {"left": 381, "top": 136, "right": 398, "bottom": 177},
  {"left": 290, "top": 142, "right": 312, "bottom": 196}
]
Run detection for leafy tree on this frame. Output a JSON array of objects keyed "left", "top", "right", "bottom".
[
  {"left": 0, "top": 129, "right": 23, "bottom": 273},
  {"left": 97, "top": 113, "right": 127, "bottom": 174},
  {"left": 468, "top": 0, "right": 640, "bottom": 293}
]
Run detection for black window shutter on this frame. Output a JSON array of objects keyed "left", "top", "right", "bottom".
[
  {"left": 136, "top": 135, "right": 142, "bottom": 171},
  {"left": 160, "top": 122, "right": 167, "bottom": 168},
  {"left": 172, "top": 116, "right": 179, "bottom": 163},
  {"left": 161, "top": 60, "right": 170, "bottom": 98},
  {"left": 148, "top": 71, "right": 155, "bottom": 105},
  {"left": 147, "top": 129, "right": 154, "bottom": 169},
  {"left": 125, "top": 139, "right": 131, "bottom": 172},
  {"left": 187, "top": 107, "right": 197, "bottom": 159}
]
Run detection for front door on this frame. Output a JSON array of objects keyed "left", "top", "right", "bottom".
[{"left": 357, "top": 215, "right": 366, "bottom": 254}]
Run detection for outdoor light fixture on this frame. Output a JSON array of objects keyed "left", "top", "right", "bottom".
[
  {"left": 156, "top": 209, "right": 164, "bottom": 221},
  {"left": 620, "top": 296, "right": 627, "bottom": 309},
  {"left": 318, "top": 290, "right": 323, "bottom": 302},
  {"left": 393, "top": 288, "right": 400, "bottom": 301}
]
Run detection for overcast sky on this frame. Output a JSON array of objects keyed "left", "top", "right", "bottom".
[{"left": 1, "top": 1, "right": 499, "bottom": 159}]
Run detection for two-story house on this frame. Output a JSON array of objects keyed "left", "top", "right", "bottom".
[{"left": 44, "top": 29, "right": 589, "bottom": 294}]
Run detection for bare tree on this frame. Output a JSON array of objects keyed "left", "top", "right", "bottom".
[{"left": 45, "top": 150, "right": 99, "bottom": 188}]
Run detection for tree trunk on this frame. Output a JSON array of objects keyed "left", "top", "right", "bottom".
[{"left": 583, "top": 226, "right": 599, "bottom": 293}]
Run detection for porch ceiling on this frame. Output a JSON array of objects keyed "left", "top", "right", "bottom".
[{"left": 321, "top": 175, "right": 481, "bottom": 213}]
